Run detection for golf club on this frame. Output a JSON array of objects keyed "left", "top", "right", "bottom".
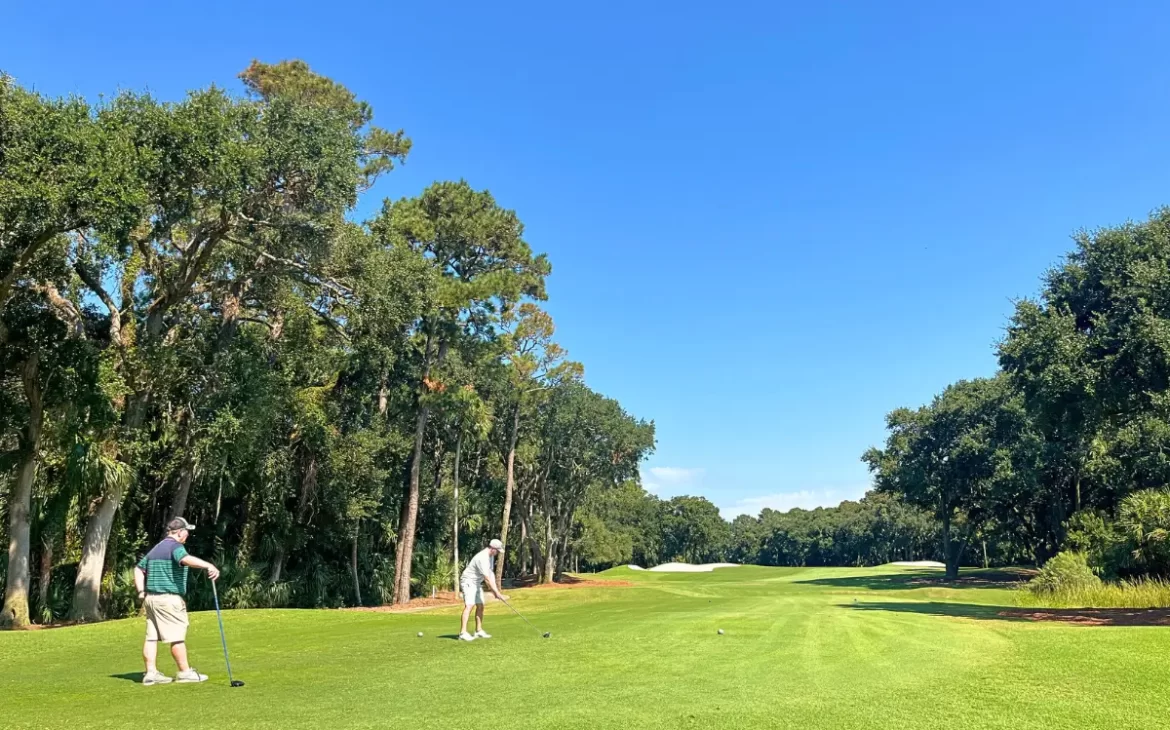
[
  {"left": 500, "top": 597, "right": 551, "bottom": 638},
  {"left": 211, "top": 580, "right": 245, "bottom": 687}
]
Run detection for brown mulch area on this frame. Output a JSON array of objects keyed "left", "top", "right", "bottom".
[
  {"left": 997, "top": 608, "right": 1170, "bottom": 626},
  {"left": 346, "top": 592, "right": 462, "bottom": 613},
  {"left": 343, "top": 576, "right": 633, "bottom": 613},
  {"left": 5, "top": 621, "right": 80, "bottom": 631}
]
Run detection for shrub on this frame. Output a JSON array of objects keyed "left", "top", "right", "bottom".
[
  {"left": 413, "top": 551, "right": 454, "bottom": 596},
  {"left": 1118, "top": 488, "right": 1170, "bottom": 576},
  {"left": 1028, "top": 551, "right": 1101, "bottom": 595},
  {"left": 1065, "top": 510, "right": 1126, "bottom": 578},
  {"left": 371, "top": 557, "right": 396, "bottom": 605}
]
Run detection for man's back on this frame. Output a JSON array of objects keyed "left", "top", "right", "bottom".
[
  {"left": 461, "top": 548, "right": 493, "bottom": 585},
  {"left": 138, "top": 537, "right": 190, "bottom": 595}
]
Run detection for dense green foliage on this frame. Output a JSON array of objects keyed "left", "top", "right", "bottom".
[
  {"left": 0, "top": 63, "right": 657, "bottom": 625},
  {"left": 5, "top": 565, "right": 1170, "bottom": 729},
  {"left": 866, "top": 209, "right": 1170, "bottom": 586}
]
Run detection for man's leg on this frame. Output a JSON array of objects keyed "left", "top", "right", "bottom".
[
  {"left": 460, "top": 604, "right": 473, "bottom": 635},
  {"left": 170, "top": 642, "right": 191, "bottom": 673},
  {"left": 143, "top": 639, "right": 159, "bottom": 674},
  {"left": 475, "top": 603, "right": 485, "bottom": 633}
]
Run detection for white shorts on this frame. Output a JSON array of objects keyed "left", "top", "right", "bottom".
[{"left": 461, "top": 582, "right": 483, "bottom": 606}]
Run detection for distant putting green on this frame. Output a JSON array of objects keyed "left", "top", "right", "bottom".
[{"left": 4, "top": 565, "right": 1169, "bottom": 729}]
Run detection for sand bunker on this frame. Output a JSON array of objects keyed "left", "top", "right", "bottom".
[
  {"left": 628, "top": 565, "right": 646, "bottom": 571},
  {"left": 648, "top": 562, "right": 741, "bottom": 573},
  {"left": 889, "top": 560, "right": 946, "bottom": 568}
]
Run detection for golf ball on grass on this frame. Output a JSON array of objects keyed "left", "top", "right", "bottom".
[
  {"left": 718, "top": 629, "right": 724, "bottom": 635},
  {"left": 417, "top": 632, "right": 424, "bottom": 637}
]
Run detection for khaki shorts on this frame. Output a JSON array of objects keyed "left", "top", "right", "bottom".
[
  {"left": 461, "top": 582, "right": 484, "bottom": 606},
  {"left": 144, "top": 594, "right": 189, "bottom": 643}
]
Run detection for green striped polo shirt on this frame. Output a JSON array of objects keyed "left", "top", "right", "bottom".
[{"left": 137, "top": 538, "right": 190, "bottom": 595}]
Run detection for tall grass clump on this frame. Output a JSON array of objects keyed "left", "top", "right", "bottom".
[
  {"left": 1021, "top": 550, "right": 1170, "bottom": 607},
  {"left": 1019, "top": 575, "right": 1170, "bottom": 608}
]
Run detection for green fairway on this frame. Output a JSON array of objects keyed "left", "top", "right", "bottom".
[{"left": 3, "top": 565, "right": 1168, "bottom": 730}]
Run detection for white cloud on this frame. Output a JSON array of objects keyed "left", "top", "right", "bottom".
[
  {"left": 718, "top": 484, "right": 871, "bottom": 519},
  {"left": 641, "top": 466, "right": 704, "bottom": 496}
]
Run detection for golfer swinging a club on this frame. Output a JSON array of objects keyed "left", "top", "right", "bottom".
[{"left": 458, "top": 538, "right": 508, "bottom": 641}]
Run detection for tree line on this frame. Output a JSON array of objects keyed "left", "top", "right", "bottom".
[
  {"left": 574, "top": 488, "right": 943, "bottom": 572},
  {"left": 865, "top": 208, "right": 1170, "bottom": 580},
  {"left": 0, "top": 61, "right": 656, "bottom": 627}
]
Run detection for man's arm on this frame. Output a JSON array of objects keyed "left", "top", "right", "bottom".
[
  {"left": 134, "top": 566, "right": 146, "bottom": 598},
  {"left": 180, "top": 554, "right": 221, "bottom": 581},
  {"left": 484, "top": 573, "right": 506, "bottom": 602}
]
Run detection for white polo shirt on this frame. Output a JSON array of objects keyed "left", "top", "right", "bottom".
[{"left": 460, "top": 548, "right": 494, "bottom": 586}]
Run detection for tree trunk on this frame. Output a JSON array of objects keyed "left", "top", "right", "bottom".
[
  {"left": 350, "top": 527, "right": 362, "bottom": 606},
  {"left": 982, "top": 539, "right": 989, "bottom": 570},
  {"left": 3, "top": 355, "right": 43, "bottom": 628},
  {"left": 941, "top": 512, "right": 959, "bottom": 580},
  {"left": 71, "top": 405, "right": 147, "bottom": 621},
  {"left": 168, "top": 454, "right": 197, "bottom": 524},
  {"left": 393, "top": 334, "right": 445, "bottom": 604},
  {"left": 37, "top": 536, "right": 53, "bottom": 620},
  {"left": 543, "top": 511, "right": 555, "bottom": 584},
  {"left": 519, "top": 514, "right": 529, "bottom": 576},
  {"left": 70, "top": 485, "right": 123, "bottom": 622},
  {"left": 271, "top": 548, "right": 285, "bottom": 584},
  {"left": 393, "top": 400, "right": 430, "bottom": 604},
  {"left": 496, "top": 404, "right": 521, "bottom": 585},
  {"left": 452, "top": 432, "right": 462, "bottom": 595},
  {"left": 527, "top": 518, "right": 544, "bottom": 582},
  {"left": 555, "top": 517, "right": 573, "bottom": 582}
]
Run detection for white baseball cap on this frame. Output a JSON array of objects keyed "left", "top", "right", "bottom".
[{"left": 489, "top": 538, "right": 505, "bottom": 551}]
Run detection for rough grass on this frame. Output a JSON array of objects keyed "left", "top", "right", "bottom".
[
  {"left": 3, "top": 564, "right": 1170, "bottom": 729},
  {"left": 1018, "top": 576, "right": 1170, "bottom": 609}
]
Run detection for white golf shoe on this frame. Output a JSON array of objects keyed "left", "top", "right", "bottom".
[
  {"left": 474, "top": 630, "right": 492, "bottom": 639},
  {"left": 142, "top": 671, "right": 173, "bottom": 686},
  {"left": 175, "top": 668, "right": 209, "bottom": 683},
  {"left": 458, "top": 632, "right": 476, "bottom": 642}
]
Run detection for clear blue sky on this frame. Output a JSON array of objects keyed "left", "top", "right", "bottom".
[{"left": 8, "top": 1, "right": 1170, "bottom": 517}]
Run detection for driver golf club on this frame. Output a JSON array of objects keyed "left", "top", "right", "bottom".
[
  {"left": 211, "top": 580, "right": 245, "bottom": 687},
  {"left": 500, "top": 597, "right": 551, "bottom": 638}
]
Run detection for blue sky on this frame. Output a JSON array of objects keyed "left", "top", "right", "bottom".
[{"left": 7, "top": 1, "right": 1170, "bottom": 517}]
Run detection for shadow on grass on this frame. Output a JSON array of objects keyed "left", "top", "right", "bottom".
[
  {"left": 109, "top": 673, "right": 144, "bottom": 683},
  {"left": 800, "top": 568, "right": 1034, "bottom": 592},
  {"left": 847, "top": 601, "right": 1170, "bottom": 626},
  {"left": 437, "top": 634, "right": 464, "bottom": 641}
]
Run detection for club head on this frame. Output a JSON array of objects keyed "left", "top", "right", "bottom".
[
  {"left": 542, "top": 632, "right": 551, "bottom": 638},
  {"left": 230, "top": 680, "right": 245, "bottom": 687}
]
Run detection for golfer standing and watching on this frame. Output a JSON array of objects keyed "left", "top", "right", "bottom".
[
  {"left": 458, "top": 538, "right": 508, "bottom": 641},
  {"left": 134, "top": 517, "right": 220, "bottom": 685}
]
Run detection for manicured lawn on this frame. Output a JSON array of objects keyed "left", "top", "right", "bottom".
[{"left": 3, "top": 565, "right": 1168, "bottom": 729}]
